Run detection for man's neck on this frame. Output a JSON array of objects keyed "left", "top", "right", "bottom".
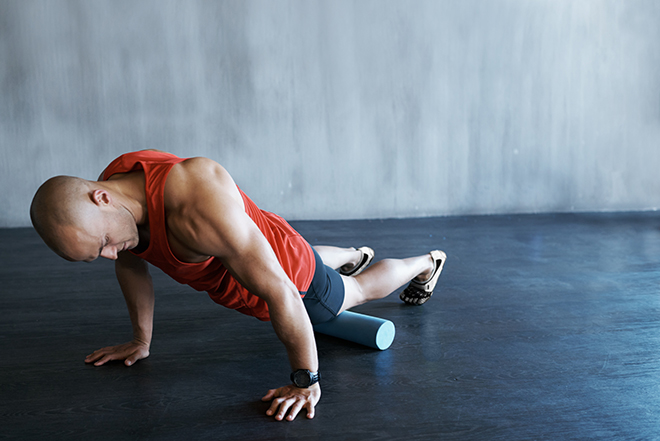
[{"left": 103, "top": 171, "right": 148, "bottom": 226}]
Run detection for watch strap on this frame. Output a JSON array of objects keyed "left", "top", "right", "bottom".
[{"left": 290, "top": 369, "right": 321, "bottom": 388}]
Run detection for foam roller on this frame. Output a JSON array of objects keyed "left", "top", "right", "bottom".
[{"left": 313, "top": 311, "right": 395, "bottom": 350}]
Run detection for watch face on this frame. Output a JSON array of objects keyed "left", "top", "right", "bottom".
[{"left": 293, "top": 370, "right": 311, "bottom": 387}]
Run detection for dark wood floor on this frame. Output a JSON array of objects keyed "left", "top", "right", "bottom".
[{"left": 2, "top": 212, "right": 660, "bottom": 440}]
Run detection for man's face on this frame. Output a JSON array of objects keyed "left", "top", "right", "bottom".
[{"left": 58, "top": 207, "right": 139, "bottom": 262}]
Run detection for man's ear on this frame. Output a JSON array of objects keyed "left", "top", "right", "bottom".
[{"left": 90, "top": 189, "right": 112, "bottom": 206}]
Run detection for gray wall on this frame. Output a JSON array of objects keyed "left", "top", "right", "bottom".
[{"left": 1, "top": 0, "right": 659, "bottom": 227}]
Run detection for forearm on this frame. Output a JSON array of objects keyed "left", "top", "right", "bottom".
[
  {"left": 115, "top": 255, "right": 155, "bottom": 345},
  {"left": 85, "top": 255, "right": 154, "bottom": 367},
  {"left": 221, "top": 239, "right": 319, "bottom": 373},
  {"left": 261, "top": 288, "right": 322, "bottom": 422},
  {"left": 267, "top": 289, "right": 319, "bottom": 373}
]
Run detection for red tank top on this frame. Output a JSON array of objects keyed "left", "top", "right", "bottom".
[{"left": 101, "top": 150, "right": 315, "bottom": 321}]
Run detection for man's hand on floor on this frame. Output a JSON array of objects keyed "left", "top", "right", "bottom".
[
  {"left": 85, "top": 340, "right": 150, "bottom": 367},
  {"left": 262, "top": 382, "right": 321, "bottom": 421}
]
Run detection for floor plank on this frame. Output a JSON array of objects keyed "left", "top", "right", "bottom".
[{"left": 2, "top": 212, "right": 660, "bottom": 440}]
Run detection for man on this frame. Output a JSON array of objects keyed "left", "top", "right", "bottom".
[{"left": 30, "top": 150, "right": 446, "bottom": 422}]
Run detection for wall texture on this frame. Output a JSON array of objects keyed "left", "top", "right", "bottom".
[{"left": 1, "top": 0, "right": 659, "bottom": 227}]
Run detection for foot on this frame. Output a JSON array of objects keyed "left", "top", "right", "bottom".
[
  {"left": 413, "top": 254, "right": 436, "bottom": 283},
  {"left": 400, "top": 250, "right": 446, "bottom": 305},
  {"left": 339, "top": 246, "right": 375, "bottom": 277}
]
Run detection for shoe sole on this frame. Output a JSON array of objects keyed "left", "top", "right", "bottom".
[
  {"left": 400, "top": 250, "right": 446, "bottom": 305},
  {"left": 339, "top": 246, "right": 375, "bottom": 277}
]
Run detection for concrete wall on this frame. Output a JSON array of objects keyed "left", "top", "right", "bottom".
[{"left": 1, "top": 0, "right": 659, "bottom": 227}]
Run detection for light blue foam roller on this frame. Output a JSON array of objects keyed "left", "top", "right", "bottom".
[{"left": 313, "top": 310, "right": 396, "bottom": 350}]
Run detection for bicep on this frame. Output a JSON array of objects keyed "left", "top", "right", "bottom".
[
  {"left": 188, "top": 198, "right": 295, "bottom": 301},
  {"left": 212, "top": 210, "right": 293, "bottom": 299}
]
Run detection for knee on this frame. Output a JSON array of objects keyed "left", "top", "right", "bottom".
[{"left": 342, "top": 275, "right": 368, "bottom": 309}]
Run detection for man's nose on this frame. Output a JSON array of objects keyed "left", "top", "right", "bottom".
[{"left": 100, "top": 246, "right": 118, "bottom": 260}]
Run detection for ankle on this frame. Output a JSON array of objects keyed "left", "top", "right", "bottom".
[
  {"left": 341, "top": 248, "right": 362, "bottom": 271},
  {"left": 414, "top": 254, "right": 435, "bottom": 282}
]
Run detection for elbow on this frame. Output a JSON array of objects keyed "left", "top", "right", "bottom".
[{"left": 264, "top": 283, "right": 305, "bottom": 314}]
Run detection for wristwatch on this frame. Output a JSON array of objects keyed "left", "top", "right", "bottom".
[{"left": 290, "top": 369, "right": 321, "bottom": 388}]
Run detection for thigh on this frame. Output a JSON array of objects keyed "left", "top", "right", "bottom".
[
  {"left": 337, "top": 275, "right": 364, "bottom": 314},
  {"left": 302, "top": 249, "right": 346, "bottom": 325}
]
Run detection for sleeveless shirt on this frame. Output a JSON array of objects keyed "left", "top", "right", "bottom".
[{"left": 101, "top": 150, "right": 315, "bottom": 321}]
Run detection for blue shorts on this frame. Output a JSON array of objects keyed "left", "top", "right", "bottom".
[{"left": 302, "top": 249, "right": 345, "bottom": 325}]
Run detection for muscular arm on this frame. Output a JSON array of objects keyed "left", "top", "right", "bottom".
[
  {"left": 166, "top": 158, "right": 320, "bottom": 420},
  {"left": 115, "top": 251, "right": 155, "bottom": 347},
  {"left": 210, "top": 214, "right": 318, "bottom": 374},
  {"left": 85, "top": 251, "right": 154, "bottom": 366}
]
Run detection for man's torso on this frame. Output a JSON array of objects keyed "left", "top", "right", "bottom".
[{"left": 101, "top": 150, "right": 315, "bottom": 320}]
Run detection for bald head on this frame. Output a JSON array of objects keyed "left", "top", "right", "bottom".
[
  {"left": 30, "top": 176, "right": 95, "bottom": 258},
  {"left": 31, "top": 175, "right": 141, "bottom": 262}
]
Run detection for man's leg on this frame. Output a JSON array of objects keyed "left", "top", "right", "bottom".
[
  {"left": 339, "top": 253, "right": 435, "bottom": 313},
  {"left": 313, "top": 246, "right": 363, "bottom": 271}
]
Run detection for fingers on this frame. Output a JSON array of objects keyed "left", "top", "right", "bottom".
[
  {"left": 87, "top": 351, "right": 120, "bottom": 366},
  {"left": 265, "top": 401, "right": 280, "bottom": 419},
  {"left": 285, "top": 401, "right": 305, "bottom": 421},
  {"left": 125, "top": 347, "right": 149, "bottom": 366},
  {"left": 263, "top": 385, "right": 319, "bottom": 421},
  {"left": 261, "top": 389, "right": 278, "bottom": 401},
  {"left": 269, "top": 397, "right": 314, "bottom": 421},
  {"left": 84, "top": 352, "right": 101, "bottom": 364},
  {"left": 84, "top": 343, "right": 149, "bottom": 367},
  {"left": 84, "top": 348, "right": 111, "bottom": 365},
  {"left": 267, "top": 397, "right": 298, "bottom": 421},
  {"left": 94, "top": 354, "right": 115, "bottom": 366},
  {"left": 304, "top": 401, "right": 315, "bottom": 420}
]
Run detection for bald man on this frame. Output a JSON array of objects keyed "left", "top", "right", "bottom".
[{"left": 30, "top": 149, "right": 446, "bottom": 422}]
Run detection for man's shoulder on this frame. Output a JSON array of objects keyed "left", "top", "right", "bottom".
[
  {"left": 170, "top": 156, "right": 231, "bottom": 185},
  {"left": 176, "top": 156, "right": 221, "bottom": 173},
  {"left": 100, "top": 149, "right": 184, "bottom": 181},
  {"left": 165, "top": 157, "right": 242, "bottom": 208},
  {"left": 162, "top": 157, "right": 246, "bottom": 258}
]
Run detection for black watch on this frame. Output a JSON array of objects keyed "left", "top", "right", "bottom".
[{"left": 290, "top": 369, "right": 321, "bottom": 388}]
